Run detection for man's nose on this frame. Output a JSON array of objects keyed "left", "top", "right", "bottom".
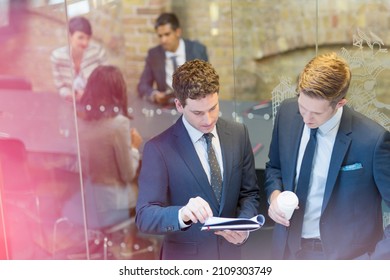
[
  {"left": 160, "top": 36, "right": 167, "bottom": 44},
  {"left": 203, "top": 113, "right": 213, "bottom": 124},
  {"left": 303, "top": 112, "right": 313, "bottom": 123}
]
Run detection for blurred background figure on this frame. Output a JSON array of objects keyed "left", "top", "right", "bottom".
[
  {"left": 50, "top": 16, "right": 107, "bottom": 102},
  {"left": 137, "top": 12, "right": 208, "bottom": 106},
  {"left": 62, "top": 65, "right": 141, "bottom": 229}
]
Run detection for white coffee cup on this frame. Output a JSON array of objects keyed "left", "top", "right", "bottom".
[{"left": 277, "top": 191, "right": 299, "bottom": 220}]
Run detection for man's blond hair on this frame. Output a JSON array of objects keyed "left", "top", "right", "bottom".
[{"left": 297, "top": 52, "right": 351, "bottom": 106}]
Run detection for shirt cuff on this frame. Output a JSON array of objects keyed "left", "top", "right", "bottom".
[
  {"left": 178, "top": 207, "right": 192, "bottom": 229},
  {"left": 59, "top": 88, "right": 72, "bottom": 98},
  {"left": 149, "top": 90, "right": 159, "bottom": 102},
  {"left": 131, "top": 147, "right": 140, "bottom": 162}
]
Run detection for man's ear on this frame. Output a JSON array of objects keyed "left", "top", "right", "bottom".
[
  {"left": 175, "top": 98, "right": 184, "bottom": 113},
  {"left": 336, "top": 98, "right": 348, "bottom": 109},
  {"left": 176, "top": 28, "right": 182, "bottom": 38}
]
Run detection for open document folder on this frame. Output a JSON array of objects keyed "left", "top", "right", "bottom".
[{"left": 201, "top": 214, "right": 265, "bottom": 232}]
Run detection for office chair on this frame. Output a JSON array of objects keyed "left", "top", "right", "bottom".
[
  {"left": 52, "top": 185, "right": 158, "bottom": 260},
  {"left": 0, "top": 138, "right": 40, "bottom": 213},
  {"left": 0, "top": 137, "right": 41, "bottom": 259},
  {"left": 52, "top": 214, "right": 159, "bottom": 260}
]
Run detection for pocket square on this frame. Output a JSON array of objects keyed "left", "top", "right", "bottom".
[{"left": 341, "top": 163, "right": 363, "bottom": 171}]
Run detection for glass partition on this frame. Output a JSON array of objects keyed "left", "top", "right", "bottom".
[
  {"left": 0, "top": 0, "right": 237, "bottom": 260},
  {"left": 0, "top": 1, "right": 84, "bottom": 259},
  {"left": 0, "top": 0, "right": 388, "bottom": 260},
  {"left": 231, "top": 0, "right": 318, "bottom": 171},
  {"left": 230, "top": 0, "right": 390, "bottom": 259},
  {"left": 230, "top": 1, "right": 390, "bottom": 169}
]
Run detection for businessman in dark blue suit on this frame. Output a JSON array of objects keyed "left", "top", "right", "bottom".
[
  {"left": 137, "top": 13, "right": 208, "bottom": 106},
  {"left": 265, "top": 52, "right": 390, "bottom": 259},
  {"left": 136, "top": 59, "right": 260, "bottom": 259}
]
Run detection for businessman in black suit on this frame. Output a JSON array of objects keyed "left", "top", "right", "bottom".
[
  {"left": 137, "top": 13, "right": 208, "bottom": 106},
  {"left": 136, "top": 59, "right": 260, "bottom": 259}
]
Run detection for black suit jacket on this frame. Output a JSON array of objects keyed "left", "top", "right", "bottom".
[
  {"left": 137, "top": 39, "right": 208, "bottom": 98},
  {"left": 136, "top": 117, "right": 260, "bottom": 259}
]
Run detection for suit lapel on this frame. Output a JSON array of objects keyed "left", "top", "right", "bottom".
[
  {"left": 156, "top": 46, "right": 167, "bottom": 86},
  {"left": 184, "top": 40, "right": 193, "bottom": 60},
  {"left": 322, "top": 108, "right": 352, "bottom": 212},
  {"left": 172, "top": 117, "right": 220, "bottom": 210},
  {"left": 287, "top": 111, "right": 305, "bottom": 191}
]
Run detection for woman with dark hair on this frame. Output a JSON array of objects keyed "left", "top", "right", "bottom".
[
  {"left": 51, "top": 16, "right": 107, "bottom": 101},
  {"left": 63, "top": 65, "right": 142, "bottom": 228}
]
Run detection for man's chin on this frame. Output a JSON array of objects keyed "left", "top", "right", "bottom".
[
  {"left": 305, "top": 123, "right": 317, "bottom": 128},
  {"left": 200, "top": 126, "right": 216, "bottom": 134}
]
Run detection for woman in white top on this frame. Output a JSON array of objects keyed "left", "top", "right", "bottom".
[{"left": 51, "top": 16, "right": 107, "bottom": 101}]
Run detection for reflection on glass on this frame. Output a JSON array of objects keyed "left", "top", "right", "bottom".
[
  {"left": 0, "top": 1, "right": 9, "bottom": 28},
  {"left": 67, "top": 1, "right": 90, "bottom": 17},
  {"left": 0, "top": 1, "right": 85, "bottom": 260}
]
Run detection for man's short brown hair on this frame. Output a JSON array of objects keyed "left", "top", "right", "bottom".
[{"left": 172, "top": 59, "right": 219, "bottom": 106}]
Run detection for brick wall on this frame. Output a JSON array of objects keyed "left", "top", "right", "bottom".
[{"left": 1, "top": 0, "right": 390, "bottom": 104}]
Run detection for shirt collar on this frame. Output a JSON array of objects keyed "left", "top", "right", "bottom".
[
  {"left": 182, "top": 116, "right": 218, "bottom": 144},
  {"left": 165, "top": 38, "right": 185, "bottom": 58},
  {"left": 317, "top": 106, "right": 343, "bottom": 135}
]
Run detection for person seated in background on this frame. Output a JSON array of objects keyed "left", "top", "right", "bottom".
[
  {"left": 51, "top": 16, "right": 107, "bottom": 102},
  {"left": 137, "top": 12, "right": 208, "bottom": 106},
  {"left": 63, "top": 65, "right": 142, "bottom": 228}
]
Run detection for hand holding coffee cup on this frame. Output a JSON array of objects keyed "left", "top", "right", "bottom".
[{"left": 277, "top": 191, "right": 299, "bottom": 220}]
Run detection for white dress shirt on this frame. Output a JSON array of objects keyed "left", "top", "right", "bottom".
[
  {"left": 165, "top": 39, "right": 186, "bottom": 89},
  {"left": 295, "top": 107, "right": 343, "bottom": 239},
  {"left": 178, "top": 116, "right": 224, "bottom": 228},
  {"left": 182, "top": 116, "right": 224, "bottom": 183}
]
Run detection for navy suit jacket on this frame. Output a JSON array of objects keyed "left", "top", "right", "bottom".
[
  {"left": 265, "top": 98, "right": 390, "bottom": 259},
  {"left": 137, "top": 39, "right": 208, "bottom": 99},
  {"left": 136, "top": 116, "right": 260, "bottom": 260}
]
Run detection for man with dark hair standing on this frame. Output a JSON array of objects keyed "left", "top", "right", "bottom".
[
  {"left": 265, "top": 52, "right": 390, "bottom": 259},
  {"left": 136, "top": 59, "right": 259, "bottom": 259},
  {"left": 137, "top": 13, "right": 208, "bottom": 106}
]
